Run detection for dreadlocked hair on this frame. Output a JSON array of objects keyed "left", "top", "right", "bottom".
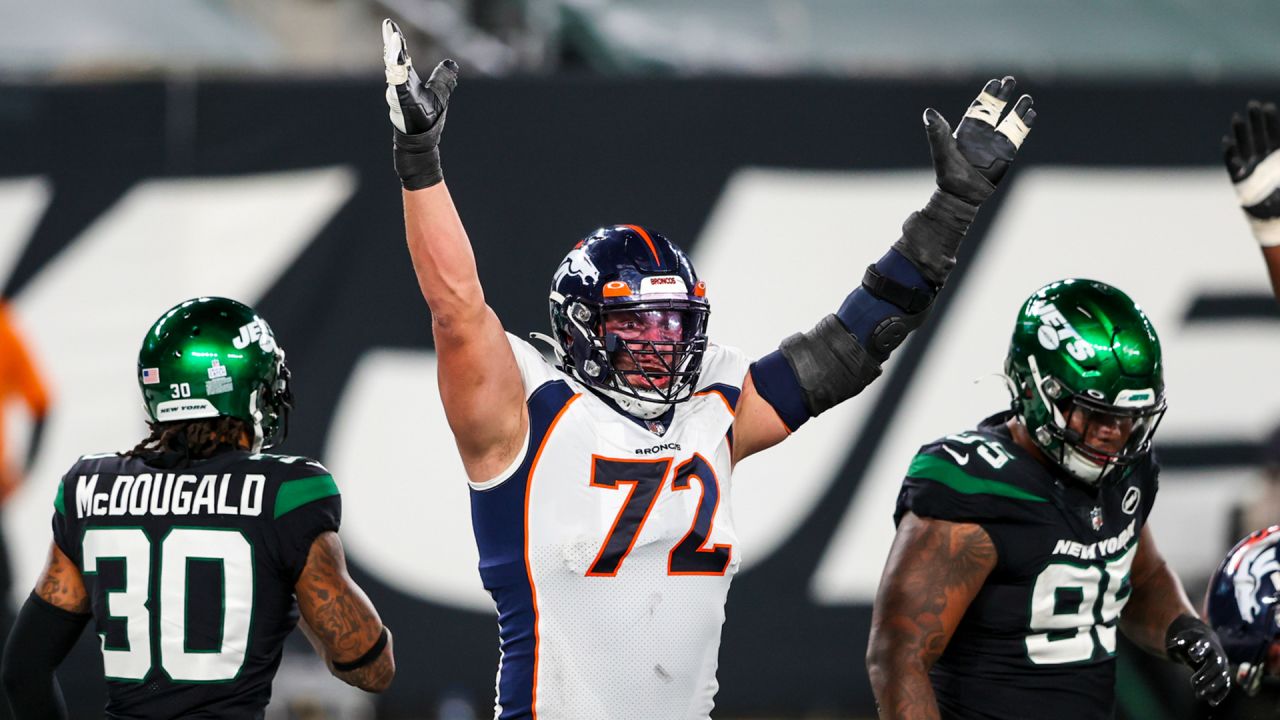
[{"left": 125, "top": 416, "right": 251, "bottom": 460}]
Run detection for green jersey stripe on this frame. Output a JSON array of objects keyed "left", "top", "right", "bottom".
[
  {"left": 907, "top": 454, "right": 1047, "bottom": 502},
  {"left": 54, "top": 482, "right": 65, "bottom": 515},
  {"left": 274, "top": 475, "right": 340, "bottom": 519}
]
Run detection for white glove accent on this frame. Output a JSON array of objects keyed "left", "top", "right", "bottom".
[
  {"left": 382, "top": 19, "right": 410, "bottom": 133},
  {"left": 1234, "top": 150, "right": 1280, "bottom": 207},
  {"left": 962, "top": 90, "right": 1006, "bottom": 128},
  {"left": 997, "top": 111, "right": 1032, "bottom": 149}
]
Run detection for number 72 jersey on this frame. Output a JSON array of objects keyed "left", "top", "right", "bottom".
[
  {"left": 894, "top": 412, "right": 1158, "bottom": 720},
  {"left": 468, "top": 336, "right": 749, "bottom": 720},
  {"left": 51, "top": 449, "right": 341, "bottom": 720}
]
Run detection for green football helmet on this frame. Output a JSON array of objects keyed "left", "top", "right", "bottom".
[
  {"left": 138, "top": 297, "right": 292, "bottom": 452},
  {"left": 1004, "top": 279, "right": 1166, "bottom": 485}
]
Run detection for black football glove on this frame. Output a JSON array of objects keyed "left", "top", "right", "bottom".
[
  {"left": 924, "top": 76, "right": 1036, "bottom": 207},
  {"left": 382, "top": 18, "right": 459, "bottom": 190},
  {"left": 1224, "top": 100, "right": 1280, "bottom": 247},
  {"left": 891, "top": 77, "right": 1035, "bottom": 287},
  {"left": 1166, "top": 614, "right": 1233, "bottom": 707}
]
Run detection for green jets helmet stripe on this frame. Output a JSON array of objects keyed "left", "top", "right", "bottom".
[
  {"left": 138, "top": 297, "right": 292, "bottom": 452},
  {"left": 274, "top": 475, "right": 340, "bottom": 519},
  {"left": 907, "top": 454, "right": 1048, "bottom": 502}
]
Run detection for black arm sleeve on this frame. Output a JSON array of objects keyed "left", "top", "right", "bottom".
[{"left": 1, "top": 594, "right": 89, "bottom": 720}]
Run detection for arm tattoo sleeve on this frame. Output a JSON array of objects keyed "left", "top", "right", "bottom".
[
  {"left": 867, "top": 513, "right": 997, "bottom": 720},
  {"left": 35, "top": 544, "right": 90, "bottom": 614},
  {"left": 295, "top": 532, "right": 395, "bottom": 692}
]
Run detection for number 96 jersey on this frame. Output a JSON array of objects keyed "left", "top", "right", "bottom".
[
  {"left": 894, "top": 412, "right": 1159, "bottom": 720},
  {"left": 50, "top": 449, "right": 341, "bottom": 720},
  {"left": 469, "top": 335, "right": 748, "bottom": 720}
]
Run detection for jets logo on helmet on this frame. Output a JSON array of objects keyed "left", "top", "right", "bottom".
[
  {"left": 538, "top": 224, "right": 709, "bottom": 419},
  {"left": 233, "top": 317, "right": 277, "bottom": 352},
  {"left": 138, "top": 297, "right": 293, "bottom": 452},
  {"left": 1004, "top": 279, "right": 1166, "bottom": 485}
]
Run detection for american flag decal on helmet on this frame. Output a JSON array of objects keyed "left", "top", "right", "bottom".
[{"left": 141, "top": 368, "right": 160, "bottom": 385}]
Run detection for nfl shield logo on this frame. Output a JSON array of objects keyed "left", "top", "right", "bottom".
[{"left": 1090, "top": 506, "right": 1104, "bottom": 531}]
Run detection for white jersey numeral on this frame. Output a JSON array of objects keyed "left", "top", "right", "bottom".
[{"left": 82, "top": 527, "right": 255, "bottom": 682}]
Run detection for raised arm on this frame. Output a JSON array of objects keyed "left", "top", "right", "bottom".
[
  {"left": 866, "top": 512, "right": 997, "bottom": 720},
  {"left": 295, "top": 531, "right": 395, "bottom": 693},
  {"left": 2, "top": 543, "right": 90, "bottom": 719},
  {"left": 732, "top": 78, "right": 1036, "bottom": 463},
  {"left": 1120, "top": 526, "right": 1232, "bottom": 706},
  {"left": 383, "top": 20, "right": 528, "bottom": 482},
  {"left": 1224, "top": 101, "right": 1280, "bottom": 300}
]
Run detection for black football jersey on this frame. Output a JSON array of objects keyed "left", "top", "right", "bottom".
[
  {"left": 894, "top": 411, "right": 1159, "bottom": 720},
  {"left": 50, "top": 449, "right": 341, "bottom": 720}
]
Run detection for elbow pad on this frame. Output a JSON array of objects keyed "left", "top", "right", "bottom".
[
  {"left": 779, "top": 314, "right": 882, "bottom": 418},
  {"left": 750, "top": 315, "right": 882, "bottom": 433}
]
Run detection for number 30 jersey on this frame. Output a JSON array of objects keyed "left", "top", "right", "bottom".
[
  {"left": 50, "top": 449, "right": 341, "bottom": 720},
  {"left": 894, "top": 411, "right": 1159, "bottom": 720},
  {"left": 470, "top": 335, "right": 749, "bottom": 720}
]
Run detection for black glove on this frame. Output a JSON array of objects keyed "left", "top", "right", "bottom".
[
  {"left": 891, "top": 77, "right": 1036, "bottom": 287},
  {"left": 1166, "top": 614, "right": 1232, "bottom": 707},
  {"left": 382, "top": 18, "right": 459, "bottom": 190},
  {"left": 1224, "top": 100, "right": 1280, "bottom": 247},
  {"left": 923, "top": 76, "right": 1036, "bottom": 206}
]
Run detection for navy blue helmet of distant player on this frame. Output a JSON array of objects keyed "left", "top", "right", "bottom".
[
  {"left": 1207, "top": 525, "right": 1280, "bottom": 695},
  {"left": 544, "top": 225, "right": 709, "bottom": 419}
]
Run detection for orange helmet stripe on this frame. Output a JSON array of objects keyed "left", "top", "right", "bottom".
[{"left": 624, "top": 224, "right": 662, "bottom": 266}]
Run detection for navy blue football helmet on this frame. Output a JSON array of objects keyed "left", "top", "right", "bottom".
[
  {"left": 541, "top": 225, "right": 709, "bottom": 419},
  {"left": 1207, "top": 526, "right": 1280, "bottom": 695}
]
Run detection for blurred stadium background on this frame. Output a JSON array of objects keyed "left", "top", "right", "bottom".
[{"left": 2, "top": 1, "right": 1280, "bottom": 718}]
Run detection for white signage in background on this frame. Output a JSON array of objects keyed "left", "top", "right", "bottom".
[
  {"left": 4, "top": 165, "right": 1269, "bottom": 614},
  {"left": 1, "top": 168, "right": 355, "bottom": 605}
]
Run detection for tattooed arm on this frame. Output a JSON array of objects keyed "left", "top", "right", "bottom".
[
  {"left": 34, "top": 543, "right": 89, "bottom": 613},
  {"left": 1, "top": 543, "right": 90, "bottom": 719},
  {"left": 295, "top": 532, "right": 395, "bottom": 692},
  {"left": 866, "top": 512, "right": 998, "bottom": 720},
  {"left": 1119, "top": 526, "right": 1196, "bottom": 657}
]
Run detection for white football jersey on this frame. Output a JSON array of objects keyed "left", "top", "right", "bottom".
[{"left": 469, "top": 334, "right": 750, "bottom": 720}]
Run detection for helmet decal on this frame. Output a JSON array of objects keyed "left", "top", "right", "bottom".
[
  {"left": 1208, "top": 527, "right": 1280, "bottom": 695},
  {"left": 553, "top": 246, "right": 601, "bottom": 286}
]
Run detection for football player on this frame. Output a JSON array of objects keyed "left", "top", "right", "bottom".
[
  {"left": 0, "top": 297, "right": 393, "bottom": 719},
  {"left": 1206, "top": 527, "right": 1280, "bottom": 700},
  {"left": 381, "top": 18, "right": 1034, "bottom": 719},
  {"left": 867, "top": 280, "right": 1232, "bottom": 718},
  {"left": 1224, "top": 100, "right": 1280, "bottom": 298}
]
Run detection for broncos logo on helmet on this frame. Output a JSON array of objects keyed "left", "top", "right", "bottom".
[
  {"left": 553, "top": 245, "right": 601, "bottom": 285},
  {"left": 1208, "top": 526, "right": 1280, "bottom": 695}
]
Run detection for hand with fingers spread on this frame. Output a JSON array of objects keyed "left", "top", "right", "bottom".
[
  {"left": 1224, "top": 100, "right": 1280, "bottom": 247},
  {"left": 382, "top": 18, "right": 459, "bottom": 190},
  {"left": 892, "top": 76, "right": 1036, "bottom": 290},
  {"left": 924, "top": 76, "right": 1036, "bottom": 207}
]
